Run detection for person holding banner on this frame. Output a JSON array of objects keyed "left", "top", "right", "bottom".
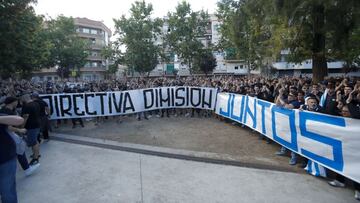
[
  {"left": 327, "top": 102, "right": 360, "bottom": 200},
  {"left": 274, "top": 89, "right": 303, "bottom": 165},
  {"left": 299, "top": 95, "right": 329, "bottom": 177}
]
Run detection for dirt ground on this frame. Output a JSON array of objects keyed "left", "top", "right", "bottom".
[{"left": 53, "top": 114, "right": 306, "bottom": 173}]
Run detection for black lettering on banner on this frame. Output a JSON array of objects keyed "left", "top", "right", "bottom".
[
  {"left": 143, "top": 89, "right": 154, "bottom": 109},
  {"left": 59, "top": 95, "right": 72, "bottom": 117},
  {"left": 85, "top": 94, "right": 97, "bottom": 115},
  {"left": 54, "top": 95, "right": 60, "bottom": 117},
  {"left": 190, "top": 88, "right": 201, "bottom": 107},
  {"left": 159, "top": 88, "right": 171, "bottom": 107},
  {"left": 108, "top": 93, "right": 112, "bottom": 114},
  {"left": 202, "top": 89, "right": 212, "bottom": 109},
  {"left": 155, "top": 88, "right": 159, "bottom": 108},
  {"left": 41, "top": 95, "right": 54, "bottom": 116},
  {"left": 123, "top": 92, "right": 135, "bottom": 112},
  {"left": 186, "top": 87, "right": 190, "bottom": 106},
  {"left": 95, "top": 93, "right": 107, "bottom": 115},
  {"left": 112, "top": 92, "right": 123, "bottom": 113},
  {"left": 72, "top": 94, "right": 85, "bottom": 116},
  {"left": 175, "top": 87, "right": 185, "bottom": 106},
  {"left": 171, "top": 88, "right": 175, "bottom": 107}
]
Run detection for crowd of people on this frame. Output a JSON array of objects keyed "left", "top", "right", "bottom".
[{"left": 1, "top": 74, "right": 360, "bottom": 202}]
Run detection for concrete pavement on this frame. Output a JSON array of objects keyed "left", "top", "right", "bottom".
[{"left": 16, "top": 139, "right": 357, "bottom": 203}]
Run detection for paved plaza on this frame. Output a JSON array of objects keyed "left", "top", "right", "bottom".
[{"left": 16, "top": 135, "right": 357, "bottom": 203}]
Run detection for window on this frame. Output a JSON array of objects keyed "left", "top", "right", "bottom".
[
  {"left": 92, "top": 62, "right": 98, "bottom": 67},
  {"left": 234, "top": 66, "right": 239, "bottom": 70},
  {"left": 91, "top": 29, "right": 97, "bottom": 35},
  {"left": 83, "top": 28, "right": 90, "bottom": 34},
  {"left": 90, "top": 38, "right": 96, "bottom": 44},
  {"left": 84, "top": 62, "right": 90, "bottom": 68},
  {"left": 240, "top": 65, "right": 244, "bottom": 69},
  {"left": 54, "top": 77, "right": 58, "bottom": 80},
  {"left": 91, "top": 51, "right": 98, "bottom": 57},
  {"left": 47, "top": 77, "right": 52, "bottom": 81}
]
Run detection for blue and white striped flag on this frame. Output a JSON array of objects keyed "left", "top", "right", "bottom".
[{"left": 319, "top": 89, "right": 328, "bottom": 107}]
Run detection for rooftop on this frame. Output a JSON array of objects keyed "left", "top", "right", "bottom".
[{"left": 74, "top": 17, "right": 112, "bottom": 36}]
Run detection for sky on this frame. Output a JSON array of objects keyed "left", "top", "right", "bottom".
[{"left": 34, "top": 0, "right": 219, "bottom": 33}]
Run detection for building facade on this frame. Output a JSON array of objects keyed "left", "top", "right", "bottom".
[
  {"left": 32, "top": 17, "right": 112, "bottom": 82},
  {"left": 272, "top": 50, "right": 360, "bottom": 77}
]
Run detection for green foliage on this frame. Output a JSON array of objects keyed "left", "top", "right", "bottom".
[
  {"left": 113, "top": 0, "right": 163, "bottom": 75},
  {"left": 217, "top": 0, "right": 360, "bottom": 81},
  {"left": 0, "top": 0, "right": 50, "bottom": 78},
  {"left": 193, "top": 49, "right": 217, "bottom": 74},
  {"left": 45, "top": 16, "right": 89, "bottom": 78},
  {"left": 166, "top": 1, "right": 209, "bottom": 73},
  {"left": 217, "top": 0, "right": 273, "bottom": 72}
]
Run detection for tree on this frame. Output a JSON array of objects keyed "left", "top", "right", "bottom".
[
  {"left": 113, "top": 0, "right": 163, "bottom": 75},
  {"left": 101, "top": 42, "right": 122, "bottom": 76},
  {"left": 271, "top": 0, "right": 360, "bottom": 82},
  {"left": 217, "top": 0, "right": 360, "bottom": 82},
  {"left": 217, "top": 0, "right": 273, "bottom": 74},
  {"left": 45, "top": 16, "right": 89, "bottom": 79},
  {"left": 46, "top": 16, "right": 90, "bottom": 78},
  {"left": 166, "top": 1, "right": 209, "bottom": 74},
  {"left": 193, "top": 49, "right": 217, "bottom": 75},
  {"left": 0, "top": 0, "right": 51, "bottom": 78}
]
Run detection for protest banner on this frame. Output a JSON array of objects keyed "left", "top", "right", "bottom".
[
  {"left": 215, "top": 92, "right": 360, "bottom": 183},
  {"left": 41, "top": 86, "right": 217, "bottom": 119},
  {"left": 41, "top": 88, "right": 360, "bottom": 183}
]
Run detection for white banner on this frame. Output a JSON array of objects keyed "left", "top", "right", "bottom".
[
  {"left": 41, "top": 86, "right": 218, "bottom": 119},
  {"left": 215, "top": 93, "right": 360, "bottom": 183}
]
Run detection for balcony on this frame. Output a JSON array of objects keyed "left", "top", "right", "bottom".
[
  {"left": 87, "top": 55, "right": 103, "bottom": 61},
  {"left": 90, "top": 43, "right": 105, "bottom": 50},
  {"left": 80, "top": 67, "right": 107, "bottom": 72},
  {"left": 77, "top": 31, "right": 105, "bottom": 39}
]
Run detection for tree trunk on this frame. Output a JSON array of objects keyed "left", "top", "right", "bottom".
[
  {"left": 247, "top": 60, "right": 251, "bottom": 76},
  {"left": 311, "top": 4, "right": 328, "bottom": 83},
  {"left": 188, "top": 62, "right": 192, "bottom": 75}
]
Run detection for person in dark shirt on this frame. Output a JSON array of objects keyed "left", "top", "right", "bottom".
[
  {"left": 1, "top": 97, "right": 40, "bottom": 176},
  {"left": 322, "top": 83, "right": 338, "bottom": 116},
  {"left": 31, "top": 93, "right": 50, "bottom": 140},
  {"left": 69, "top": 88, "right": 85, "bottom": 128},
  {"left": 0, "top": 115, "right": 24, "bottom": 203},
  {"left": 346, "top": 85, "right": 360, "bottom": 119},
  {"left": 311, "top": 83, "right": 323, "bottom": 102},
  {"left": 274, "top": 90, "right": 302, "bottom": 165},
  {"left": 21, "top": 94, "right": 41, "bottom": 165}
]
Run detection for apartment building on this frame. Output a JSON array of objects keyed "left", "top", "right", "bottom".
[{"left": 32, "top": 17, "right": 111, "bottom": 81}]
